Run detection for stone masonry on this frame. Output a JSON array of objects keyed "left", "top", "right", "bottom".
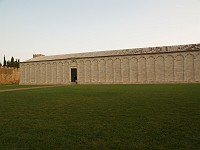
[
  {"left": 0, "top": 67, "right": 20, "bottom": 84},
  {"left": 20, "top": 43, "right": 200, "bottom": 84}
]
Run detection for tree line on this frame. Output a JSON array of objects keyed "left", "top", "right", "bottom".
[{"left": 0, "top": 55, "right": 20, "bottom": 68}]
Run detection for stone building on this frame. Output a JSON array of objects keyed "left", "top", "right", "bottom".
[{"left": 20, "top": 43, "right": 200, "bottom": 85}]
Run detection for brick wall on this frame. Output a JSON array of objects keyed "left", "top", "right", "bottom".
[{"left": 0, "top": 67, "right": 20, "bottom": 84}]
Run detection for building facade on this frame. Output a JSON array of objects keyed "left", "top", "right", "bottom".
[{"left": 20, "top": 43, "right": 200, "bottom": 85}]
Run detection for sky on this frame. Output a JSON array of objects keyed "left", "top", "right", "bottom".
[{"left": 0, "top": 0, "right": 200, "bottom": 63}]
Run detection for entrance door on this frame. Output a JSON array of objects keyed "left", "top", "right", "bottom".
[{"left": 71, "top": 68, "right": 77, "bottom": 82}]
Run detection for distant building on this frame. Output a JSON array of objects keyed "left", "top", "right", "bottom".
[{"left": 20, "top": 43, "right": 200, "bottom": 84}]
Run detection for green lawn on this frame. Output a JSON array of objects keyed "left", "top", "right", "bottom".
[{"left": 0, "top": 84, "right": 199, "bottom": 149}]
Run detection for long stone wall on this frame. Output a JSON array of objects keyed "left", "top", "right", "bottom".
[
  {"left": 20, "top": 50, "right": 200, "bottom": 84},
  {"left": 0, "top": 67, "right": 20, "bottom": 84}
]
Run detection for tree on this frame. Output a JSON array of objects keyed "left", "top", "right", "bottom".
[
  {"left": 17, "top": 59, "right": 20, "bottom": 68},
  {"left": 2, "top": 55, "right": 20, "bottom": 68},
  {"left": 11, "top": 56, "right": 14, "bottom": 67},
  {"left": 7, "top": 60, "right": 11, "bottom": 67},
  {"left": 0, "top": 62, "right": 2, "bottom": 67},
  {"left": 14, "top": 59, "right": 17, "bottom": 68},
  {"left": 3, "top": 55, "right": 6, "bottom": 67}
]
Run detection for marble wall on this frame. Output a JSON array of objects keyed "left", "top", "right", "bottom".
[{"left": 20, "top": 51, "right": 200, "bottom": 84}]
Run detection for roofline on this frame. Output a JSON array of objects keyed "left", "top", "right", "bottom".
[{"left": 20, "top": 49, "right": 200, "bottom": 64}]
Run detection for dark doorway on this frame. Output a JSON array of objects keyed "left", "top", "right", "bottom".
[{"left": 71, "top": 68, "right": 77, "bottom": 82}]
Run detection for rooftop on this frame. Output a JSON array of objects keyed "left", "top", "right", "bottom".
[{"left": 24, "top": 43, "right": 200, "bottom": 63}]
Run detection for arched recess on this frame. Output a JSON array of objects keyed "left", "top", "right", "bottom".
[
  {"left": 155, "top": 56, "right": 165, "bottom": 82},
  {"left": 46, "top": 63, "right": 51, "bottom": 84},
  {"left": 78, "top": 60, "right": 84, "bottom": 83},
  {"left": 194, "top": 54, "right": 200, "bottom": 82},
  {"left": 52, "top": 62, "right": 57, "bottom": 84},
  {"left": 185, "top": 54, "right": 194, "bottom": 82},
  {"left": 85, "top": 60, "right": 91, "bottom": 83},
  {"left": 114, "top": 58, "right": 121, "bottom": 82},
  {"left": 41, "top": 63, "right": 46, "bottom": 84},
  {"left": 147, "top": 56, "right": 155, "bottom": 82},
  {"left": 25, "top": 64, "right": 30, "bottom": 83},
  {"left": 92, "top": 60, "right": 98, "bottom": 83},
  {"left": 165, "top": 55, "right": 174, "bottom": 82},
  {"left": 99, "top": 59, "right": 106, "bottom": 82},
  {"left": 106, "top": 59, "right": 113, "bottom": 82},
  {"left": 122, "top": 58, "right": 130, "bottom": 82},
  {"left": 31, "top": 64, "right": 35, "bottom": 83},
  {"left": 47, "top": 63, "right": 52, "bottom": 84},
  {"left": 138, "top": 57, "right": 147, "bottom": 82},
  {"left": 130, "top": 57, "right": 138, "bottom": 82},
  {"left": 36, "top": 63, "right": 41, "bottom": 84},
  {"left": 57, "top": 62, "right": 63, "bottom": 84},
  {"left": 175, "top": 55, "right": 184, "bottom": 82},
  {"left": 20, "top": 64, "right": 25, "bottom": 84},
  {"left": 64, "top": 61, "right": 70, "bottom": 83}
]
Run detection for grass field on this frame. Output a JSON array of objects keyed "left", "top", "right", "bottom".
[{"left": 0, "top": 84, "right": 199, "bottom": 149}]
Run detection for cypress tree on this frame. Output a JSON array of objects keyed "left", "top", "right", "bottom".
[
  {"left": 3, "top": 55, "right": 6, "bottom": 67},
  {"left": 2, "top": 56, "right": 20, "bottom": 68},
  {"left": 11, "top": 56, "right": 14, "bottom": 67},
  {"left": 7, "top": 60, "right": 11, "bottom": 67},
  {"left": 17, "top": 59, "right": 20, "bottom": 68},
  {"left": 14, "top": 59, "right": 17, "bottom": 68},
  {"left": 3, "top": 55, "right": 5, "bottom": 66}
]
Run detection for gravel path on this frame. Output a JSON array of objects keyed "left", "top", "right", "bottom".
[{"left": 0, "top": 85, "right": 59, "bottom": 93}]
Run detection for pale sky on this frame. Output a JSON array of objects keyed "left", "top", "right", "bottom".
[{"left": 0, "top": 0, "right": 200, "bottom": 63}]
